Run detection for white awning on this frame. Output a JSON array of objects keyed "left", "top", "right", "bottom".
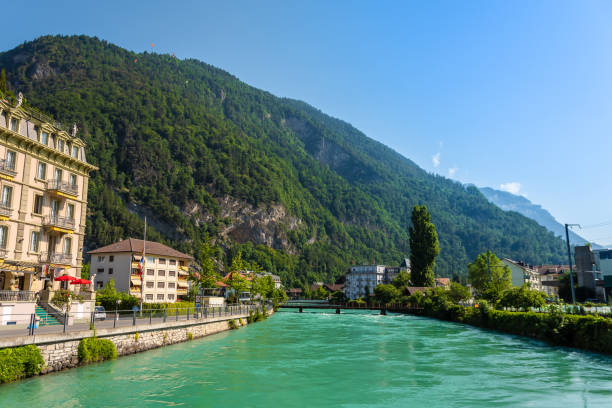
[{"left": 177, "top": 281, "right": 188, "bottom": 288}]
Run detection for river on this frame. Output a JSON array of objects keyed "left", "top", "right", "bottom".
[{"left": 2, "top": 310, "right": 612, "bottom": 407}]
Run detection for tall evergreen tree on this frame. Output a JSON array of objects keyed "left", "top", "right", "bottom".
[{"left": 409, "top": 205, "right": 439, "bottom": 286}]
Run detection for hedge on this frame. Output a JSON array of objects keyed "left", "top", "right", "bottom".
[
  {"left": 78, "top": 337, "right": 118, "bottom": 364},
  {"left": 0, "top": 345, "right": 45, "bottom": 383}
]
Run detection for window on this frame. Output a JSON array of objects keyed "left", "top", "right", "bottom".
[
  {"left": 157, "top": 282, "right": 165, "bottom": 288},
  {"left": 169, "top": 259, "right": 176, "bottom": 266},
  {"left": 5, "top": 151, "right": 16, "bottom": 171},
  {"left": 0, "top": 226, "right": 6, "bottom": 249},
  {"left": 109, "top": 255, "right": 114, "bottom": 262},
  {"left": 146, "top": 282, "right": 154, "bottom": 288},
  {"left": 67, "top": 203, "right": 75, "bottom": 220},
  {"left": 1, "top": 185, "right": 12, "bottom": 207},
  {"left": 157, "top": 294, "right": 164, "bottom": 301},
  {"left": 57, "top": 139, "right": 64, "bottom": 153},
  {"left": 50, "top": 135, "right": 56, "bottom": 149},
  {"left": 158, "top": 258, "right": 166, "bottom": 265},
  {"left": 72, "top": 145, "right": 78, "bottom": 158},
  {"left": 69, "top": 174, "right": 77, "bottom": 186},
  {"left": 158, "top": 270, "right": 165, "bottom": 277},
  {"left": 147, "top": 269, "right": 154, "bottom": 276},
  {"left": 10, "top": 118, "right": 18, "bottom": 132},
  {"left": 41, "top": 132, "right": 48, "bottom": 146},
  {"left": 29, "top": 231, "right": 40, "bottom": 252},
  {"left": 33, "top": 195, "right": 43, "bottom": 215},
  {"left": 146, "top": 294, "right": 153, "bottom": 301},
  {"left": 97, "top": 281, "right": 103, "bottom": 289},
  {"left": 167, "top": 294, "right": 175, "bottom": 301},
  {"left": 108, "top": 268, "right": 114, "bottom": 275},
  {"left": 97, "top": 256, "right": 105, "bottom": 262},
  {"left": 36, "top": 162, "right": 46, "bottom": 179},
  {"left": 63, "top": 237, "right": 72, "bottom": 255},
  {"left": 169, "top": 271, "right": 176, "bottom": 277},
  {"left": 54, "top": 168, "right": 62, "bottom": 182},
  {"left": 168, "top": 282, "right": 175, "bottom": 289},
  {"left": 146, "top": 256, "right": 155, "bottom": 263},
  {"left": 50, "top": 199, "right": 59, "bottom": 217},
  {"left": 97, "top": 268, "right": 104, "bottom": 274}
]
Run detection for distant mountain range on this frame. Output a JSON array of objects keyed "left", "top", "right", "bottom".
[{"left": 479, "top": 187, "right": 602, "bottom": 249}]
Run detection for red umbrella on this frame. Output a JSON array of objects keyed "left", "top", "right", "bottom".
[
  {"left": 70, "top": 279, "right": 92, "bottom": 285},
  {"left": 55, "top": 275, "right": 76, "bottom": 282}
]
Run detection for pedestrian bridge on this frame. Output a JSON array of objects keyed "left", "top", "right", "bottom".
[{"left": 279, "top": 300, "right": 422, "bottom": 315}]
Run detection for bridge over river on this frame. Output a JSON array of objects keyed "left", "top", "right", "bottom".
[{"left": 279, "top": 300, "right": 422, "bottom": 315}]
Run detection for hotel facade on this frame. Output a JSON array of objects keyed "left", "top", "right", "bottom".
[{"left": 0, "top": 94, "right": 97, "bottom": 324}]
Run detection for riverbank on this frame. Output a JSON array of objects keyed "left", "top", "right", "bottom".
[
  {"left": 0, "top": 306, "right": 274, "bottom": 382},
  {"left": 406, "top": 301, "right": 612, "bottom": 355}
]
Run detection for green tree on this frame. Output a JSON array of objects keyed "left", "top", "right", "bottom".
[
  {"left": 409, "top": 205, "right": 440, "bottom": 287},
  {"left": 499, "top": 284, "right": 547, "bottom": 310},
  {"left": 447, "top": 282, "right": 471, "bottom": 303},
  {"left": 225, "top": 251, "right": 250, "bottom": 303},
  {"left": 312, "top": 286, "right": 329, "bottom": 300},
  {"left": 392, "top": 270, "right": 411, "bottom": 290},
  {"left": 192, "top": 242, "right": 221, "bottom": 290},
  {"left": 373, "top": 284, "right": 400, "bottom": 304},
  {"left": 468, "top": 251, "right": 512, "bottom": 302},
  {"left": 81, "top": 263, "right": 90, "bottom": 280},
  {"left": 330, "top": 290, "right": 347, "bottom": 304}
]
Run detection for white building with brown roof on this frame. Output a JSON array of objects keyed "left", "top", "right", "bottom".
[{"left": 89, "top": 238, "right": 193, "bottom": 303}]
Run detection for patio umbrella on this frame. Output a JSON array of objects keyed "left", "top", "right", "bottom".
[
  {"left": 54, "top": 275, "right": 76, "bottom": 282},
  {"left": 70, "top": 279, "right": 92, "bottom": 285}
]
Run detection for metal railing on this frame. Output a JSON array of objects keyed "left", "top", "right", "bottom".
[
  {"left": 43, "top": 215, "right": 75, "bottom": 230},
  {"left": 46, "top": 179, "right": 78, "bottom": 196},
  {"left": 0, "top": 304, "right": 268, "bottom": 337},
  {"left": 0, "top": 290, "right": 37, "bottom": 302},
  {"left": 0, "top": 158, "right": 17, "bottom": 176}
]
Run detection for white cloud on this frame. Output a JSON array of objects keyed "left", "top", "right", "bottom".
[
  {"left": 432, "top": 152, "right": 440, "bottom": 167},
  {"left": 448, "top": 167, "right": 458, "bottom": 177},
  {"left": 499, "top": 181, "right": 527, "bottom": 196}
]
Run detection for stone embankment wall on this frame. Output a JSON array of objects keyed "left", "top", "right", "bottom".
[{"left": 9, "top": 312, "right": 259, "bottom": 375}]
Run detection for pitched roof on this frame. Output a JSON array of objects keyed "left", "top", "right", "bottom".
[
  {"left": 88, "top": 238, "right": 193, "bottom": 259},
  {"left": 435, "top": 278, "right": 450, "bottom": 286},
  {"left": 406, "top": 287, "right": 428, "bottom": 295},
  {"left": 324, "top": 283, "right": 345, "bottom": 292},
  {"left": 288, "top": 288, "right": 302, "bottom": 293}
]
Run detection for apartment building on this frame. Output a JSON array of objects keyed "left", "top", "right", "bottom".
[
  {"left": 345, "top": 259, "right": 411, "bottom": 299},
  {"left": 501, "top": 259, "right": 542, "bottom": 291},
  {"left": 0, "top": 95, "right": 96, "bottom": 324},
  {"left": 89, "top": 238, "right": 193, "bottom": 303}
]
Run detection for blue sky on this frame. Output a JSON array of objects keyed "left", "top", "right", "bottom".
[{"left": 3, "top": 0, "right": 612, "bottom": 244}]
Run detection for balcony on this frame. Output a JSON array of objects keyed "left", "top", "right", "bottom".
[
  {"left": 46, "top": 179, "right": 78, "bottom": 198},
  {"left": 0, "top": 203, "right": 11, "bottom": 221},
  {"left": 0, "top": 248, "right": 6, "bottom": 259},
  {"left": 0, "top": 290, "right": 37, "bottom": 302},
  {"left": 176, "top": 289, "right": 188, "bottom": 295},
  {"left": 41, "top": 252, "right": 72, "bottom": 266},
  {"left": 0, "top": 159, "right": 17, "bottom": 180},
  {"left": 43, "top": 215, "right": 75, "bottom": 234}
]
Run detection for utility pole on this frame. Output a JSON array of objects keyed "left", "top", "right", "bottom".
[
  {"left": 140, "top": 217, "right": 147, "bottom": 316},
  {"left": 565, "top": 223, "right": 579, "bottom": 304}
]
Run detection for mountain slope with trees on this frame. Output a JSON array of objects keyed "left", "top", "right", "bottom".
[{"left": 0, "top": 35, "right": 567, "bottom": 288}]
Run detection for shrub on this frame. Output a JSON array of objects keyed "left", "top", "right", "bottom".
[
  {"left": 228, "top": 319, "right": 238, "bottom": 330},
  {"left": 239, "top": 318, "right": 245, "bottom": 326},
  {"left": 78, "top": 337, "right": 117, "bottom": 364},
  {"left": 0, "top": 345, "right": 45, "bottom": 383},
  {"left": 134, "top": 332, "right": 139, "bottom": 342},
  {"left": 187, "top": 332, "right": 194, "bottom": 340}
]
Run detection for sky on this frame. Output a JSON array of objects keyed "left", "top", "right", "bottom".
[{"left": 3, "top": 0, "right": 612, "bottom": 244}]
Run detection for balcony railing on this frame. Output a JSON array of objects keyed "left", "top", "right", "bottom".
[
  {"left": 41, "top": 252, "right": 72, "bottom": 265},
  {"left": 0, "top": 204, "right": 10, "bottom": 219},
  {"left": 43, "top": 215, "right": 75, "bottom": 231},
  {"left": 46, "top": 179, "right": 78, "bottom": 197},
  {"left": 0, "top": 159, "right": 17, "bottom": 178},
  {"left": 0, "top": 248, "right": 6, "bottom": 258},
  {"left": 0, "top": 290, "right": 37, "bottom": 302}
]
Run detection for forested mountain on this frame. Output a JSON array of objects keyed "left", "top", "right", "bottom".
[
  {"left": 0, "top": 35, "right": 567, "bottom": 288},
  {"left": 479, "top": 187, "right": 600, "bottom": 248}
]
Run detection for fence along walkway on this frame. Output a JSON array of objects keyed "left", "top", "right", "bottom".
[{"left": 0, "top": 304, "right": 260, "bottom": 339}]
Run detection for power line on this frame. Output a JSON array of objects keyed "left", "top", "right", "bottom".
[{"left": 581, "top": 220, "right": 612, "bottom": 229}]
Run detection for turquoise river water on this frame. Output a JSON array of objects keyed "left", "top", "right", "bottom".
[{"left": 2, "top": 310, "right": 612, "bottom": 407}]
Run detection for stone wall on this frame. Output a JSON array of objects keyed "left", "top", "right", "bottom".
[{"left": 36, "top": 315, "right": 253, "bottom": 374}]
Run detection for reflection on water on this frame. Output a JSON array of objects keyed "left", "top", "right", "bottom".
[{"left": 1, "top": 310, "right": 612, "bottom": 407}]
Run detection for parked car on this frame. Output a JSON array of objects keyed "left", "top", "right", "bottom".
[{"left": 94, "top": 306, "right": 106, "bottom": 321}]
